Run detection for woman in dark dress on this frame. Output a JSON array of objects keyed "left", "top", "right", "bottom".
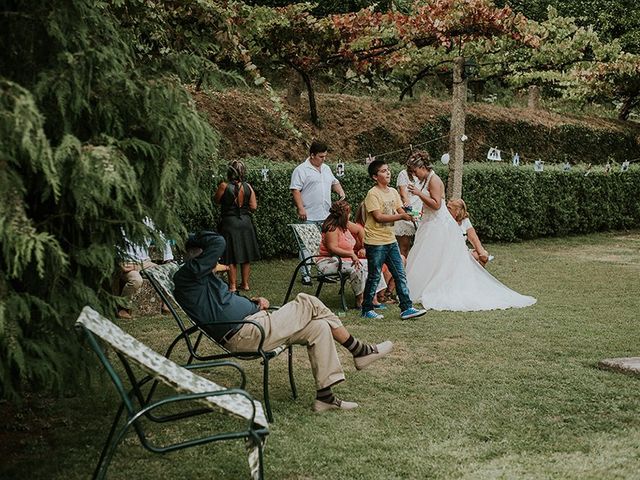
[{"left": 214, "top": 160, "right": 261, "bottom": 292}]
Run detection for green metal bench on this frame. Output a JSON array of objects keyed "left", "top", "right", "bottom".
[
  {"left": 76, "top": 306, "right": 269, "bottom": 479},
  {"left": 143, "top": 262, "right": 297, "bottom": 423}
]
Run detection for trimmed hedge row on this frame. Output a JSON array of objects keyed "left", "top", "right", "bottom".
[{"left": 189, "top": 160, "right": 640, "bottom": 257}]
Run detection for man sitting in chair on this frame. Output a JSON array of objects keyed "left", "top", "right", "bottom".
[{"left": 174, "top": 230, "right": 393, "bottom": 413}]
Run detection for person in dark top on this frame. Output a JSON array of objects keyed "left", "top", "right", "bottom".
[
  {"left": 214, "top": 160, "right": 261, "bottom": 292},
  {"left": 174, "top": 231, "right": 394, "bottom": 413}
]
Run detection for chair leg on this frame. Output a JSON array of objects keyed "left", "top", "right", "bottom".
[
  {"left": 93, "top": 404, "right": 127, "bottom": 480},
  {"left": 262, "top": 356, "right": 273, "bottom": 423},
  {"left": 188, "top": 332, "right": 205, "bottom": 365},
  {"left": 257, "top": 438, "right": 265, "bottom": 480},
  {"left": 315, "top": 281, "right": 323, "bottom": 298},
  {"left": 283, "top": 263, "right": 304, "bottom": 305},
  {"left": 287, "top": 346, "right": 297, "bottom": 399},
  {"left": 339, "top": 277, "right": 348, "bottom": 312},
  {"left": 95, "top": 418, "right": 140, "bottom": 480}
]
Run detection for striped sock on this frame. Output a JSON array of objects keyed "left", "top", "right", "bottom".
[
  {"left": 341, "top": 335, "right": 377, "bottom": 358},
  {"left": 316, "top": 386, "right": 335, "bottom": 404}
]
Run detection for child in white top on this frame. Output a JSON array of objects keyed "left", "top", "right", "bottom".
[{"left": 446, "top": 199, "right": 490, "bottom": 267}]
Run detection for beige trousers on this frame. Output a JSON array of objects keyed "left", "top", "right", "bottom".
[
  {"left": 119, "top": 259, "right": 157, "bottom": 300},
  {"left": 225, "top": 293, "right": 346, "bottom": 389}
]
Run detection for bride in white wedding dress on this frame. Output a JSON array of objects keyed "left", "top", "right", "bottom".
[{"left": 404, "top": 151, "right": 536, "bottom": 311}]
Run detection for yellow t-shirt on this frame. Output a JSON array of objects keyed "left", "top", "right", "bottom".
[{"left": 364, "top": 185, "right": 402, "bottom": 245}]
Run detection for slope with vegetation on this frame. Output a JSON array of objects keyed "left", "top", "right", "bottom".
[{"left": 195, "top": 88, "right": 640, "bottom": 165}]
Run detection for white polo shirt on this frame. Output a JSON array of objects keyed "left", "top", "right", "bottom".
[{"left": 289, "top": 158, "right": 339, "bottom": 222}]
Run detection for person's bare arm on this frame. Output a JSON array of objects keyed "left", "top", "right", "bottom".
[
  {"left": 332, "top": 181, "right": 346, "bottom": 200},
  {"left": 467, "top": 227, "right": 489, "bottom": 260},
  {"left": 248, "top": 184, "right": 258, "bottom": 211},
  {"left": 428, "top": 179, "right": 443, "bottom": 209},
  {"left": 370, "top": 209, "right": 412, "bottom": 224},
  {"left": 291, "top": 189, "right": 306, "bottom": 221},
  {"left": 398, "top": 184, "right": 409, "bottom": 205},
  {"left": 409, "top": 178, "right": 442, "bottom": 210},
  {"left": 347, "top": 221, "right": 364, "bottom": 246},
  {"left": 213, "top": 182, "right": 227, "bottom": 204}
]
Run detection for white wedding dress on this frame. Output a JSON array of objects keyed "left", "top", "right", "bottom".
[{"left": 405, "top": 173, "right": 536, "bottom": 311}]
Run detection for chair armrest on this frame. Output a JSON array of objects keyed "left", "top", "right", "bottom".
[
  {"left": 184, "top": 360, "right": 247, "bottom": 389},
  {"left": 130, "top": 388, "right": 262, "bottom": 434}
]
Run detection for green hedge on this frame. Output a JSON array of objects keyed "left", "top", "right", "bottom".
[{"left": 189, "top": 160, "right": 640, "bottom": 257}]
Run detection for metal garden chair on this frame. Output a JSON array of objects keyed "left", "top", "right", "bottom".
[
  {"left": 143, "top": 262, "right": 297, "bottom": 423},
  {"left": 75, "top": 306, "right": 269, "bottom": 480},
  {"left": 283, "top": 223, "right": 349, "bottom": 311}
]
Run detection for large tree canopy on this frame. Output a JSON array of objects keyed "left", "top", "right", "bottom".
[
  {"left": 497, "top": 0, "right": 640, "bottom": 54},
  {"left": 0, "top": 0, "right": 222, "bottom": 401}
]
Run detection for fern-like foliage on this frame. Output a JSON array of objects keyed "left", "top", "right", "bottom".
[{"left": 0, "top": 0, "right": 221, "bottom": 401}]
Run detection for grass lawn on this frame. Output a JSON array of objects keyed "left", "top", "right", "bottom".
[{"left": 2, "top": 231, "right": 640, "bottom": 480}]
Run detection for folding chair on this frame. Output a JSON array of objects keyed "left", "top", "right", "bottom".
[
  {"left": 76, "top": 306, "right": 269, "bottom": 480},
  {"left": 143, "top": 262, "right": 297, "bottom": 423},
  {"left": 283, "top": 223, "right": 349, "bottom": 311}
]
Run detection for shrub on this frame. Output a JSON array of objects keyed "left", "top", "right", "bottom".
[
  {"left": 191, "top": 160, "right": 640, "bottom": 257},
  {"left": 1, "top": 1, "right": 220, "bottom": 402}
]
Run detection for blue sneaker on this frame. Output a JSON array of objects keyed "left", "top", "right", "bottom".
[
  {"left": 372, "top": 303, "right": 387, "bottom": 310},
  {"left": 361, "top": 310, "right": 384, "bottom": 320},
  {"left": 400, "top": 307, "right": 427, "bottom": 320}
]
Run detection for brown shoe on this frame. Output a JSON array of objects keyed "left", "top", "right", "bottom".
[{"left": 116, "top": 308, "right": 132, "bottom": 319}]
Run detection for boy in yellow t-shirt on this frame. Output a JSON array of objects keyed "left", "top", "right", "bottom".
[{"left": 361, "top": 160, "right": 427, "bottom": 320}]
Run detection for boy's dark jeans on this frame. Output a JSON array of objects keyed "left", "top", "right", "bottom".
[{"left": 362, "top": 242, "right": 412, "bottom": 313}]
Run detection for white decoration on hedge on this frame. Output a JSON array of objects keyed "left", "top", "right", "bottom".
[
  {"left": 563, "top": 162, "right": 571, "bottom": 172},
  {"left": 460, "top": 134, "right": 468, "bottom": 142},
  {"left": 335, "top": 162, "right": 345, "bottom": 177},
  {"left": 512, "top": 153, "right": 520, "bottom": 167},
  {"left": 487, "top": 147, "right": 502, "bottom": 161},
  {"left": 534, "top": 159, "right": 544, "bottom": 172},
  {"left": 621, "top": 160, "right": 630, "bottom": 172},
  {"left": 261, "top": 166, "right": 269, "bottom": 182},
  {"left": 441, "top": 153, "right": 450, "bottom": 165}
]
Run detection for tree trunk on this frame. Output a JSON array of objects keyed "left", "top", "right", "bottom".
[
  {"left": 617, "top": 96, "right": 638, "bottom": 121},
  {"left": 299, "top": 69, "right": 320, "bottom": 126},
  {"left": 285, "top": 69, "right": 303, "bottom": 106},
  {"left": 527, "top": 85, "right": 541, "bottom": 109},
  {"left": 447, "top": 57, "right": 467, "bottom": 201}
]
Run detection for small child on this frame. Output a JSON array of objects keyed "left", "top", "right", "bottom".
[
  {"left": 361, "top": 160, "right": 427, "bottom": 320},
  {"left": 447, "top": 199, "right": 490, "bottom": 267}
]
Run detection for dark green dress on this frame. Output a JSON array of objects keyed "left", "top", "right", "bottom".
[{"left": 219, "top": 181, "right": 261, "bottom": 265}]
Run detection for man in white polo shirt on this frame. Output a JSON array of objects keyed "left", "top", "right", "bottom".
[{"left": 290, "top": 140, "right": 346, "bottom": 285}]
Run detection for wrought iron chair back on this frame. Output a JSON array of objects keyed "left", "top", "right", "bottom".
[
  {"left": 284, "top": 223, "right": 349, "bottom": 311},
  {"left": 76, "top": 306, "right": 268, "bottom": 480}
]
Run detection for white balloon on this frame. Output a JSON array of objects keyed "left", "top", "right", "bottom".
[{"left": 441, "top": 153, "right": 450, "bottom": 165}]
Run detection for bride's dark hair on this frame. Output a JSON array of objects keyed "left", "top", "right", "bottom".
[{"left": 406, "top": 150, "right": 432, "bottom": 172}]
